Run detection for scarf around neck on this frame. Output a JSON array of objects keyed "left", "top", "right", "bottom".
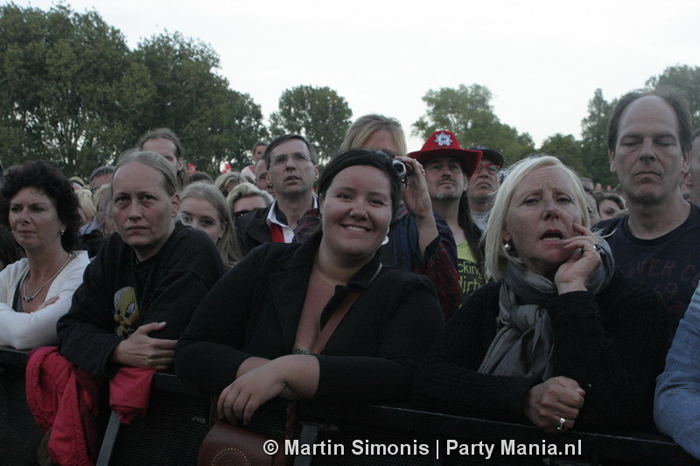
[{"left": 477, "top": 239, "right": 615, "bottom": 379}]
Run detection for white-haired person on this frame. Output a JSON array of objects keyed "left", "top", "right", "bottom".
[{"left": 413, "top": 155, "right": 668, "bottom": 433}]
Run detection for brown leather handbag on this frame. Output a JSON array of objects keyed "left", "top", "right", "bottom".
[{"left": 197, "top": 419, "right": 284, "bottom": 466}]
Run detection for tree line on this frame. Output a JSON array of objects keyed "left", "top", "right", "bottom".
[{"left": 1, "top": 3, "right": 698, "bottom": 184}]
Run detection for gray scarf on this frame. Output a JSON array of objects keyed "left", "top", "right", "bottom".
[{"left": 478, "top": 240, "right": 615, "bottom": 379}]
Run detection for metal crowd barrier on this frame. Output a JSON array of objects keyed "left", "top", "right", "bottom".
[{"left": 0, "top": 347, "right": 695, "bottom": 466}]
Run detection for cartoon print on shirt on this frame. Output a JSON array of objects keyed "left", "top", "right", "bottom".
[{"left": 113, "top": 287, "right": 139, "bottom": 337}]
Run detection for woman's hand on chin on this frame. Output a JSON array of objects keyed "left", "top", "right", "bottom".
[
  {"left": 555, "top": 223, "right": 601, "bottom": 294},
  {"left": 524, "top": 376, "right": 586, "bottom": 433},
  {"left": 217, "top": 361, "right": 287, "bottom": 425}
]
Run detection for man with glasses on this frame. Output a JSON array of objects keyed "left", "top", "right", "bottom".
[
  {"left": 137, "top": 128, "right": 188, "bottom": 189},
  {"left": 235, "top": 134, "right": 319, "bottom": 255},
  {"left": 466, "top": 146, "right": 505, "bottom": 232}
]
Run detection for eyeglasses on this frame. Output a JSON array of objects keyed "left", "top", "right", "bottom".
[
  {"left": 475, "top": 163, "right": 501, "bottom": 175},
  {"left": 270, "top": 152, "right": 312, "bottom": 166}
]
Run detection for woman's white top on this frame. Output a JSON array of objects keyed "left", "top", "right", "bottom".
[{"left": 0, "top": 250, "right": 90, "bottom": 349}]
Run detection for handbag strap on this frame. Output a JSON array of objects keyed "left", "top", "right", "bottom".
[
  {"left": 206, "top": 262, "right": 384, "bottom": 455},
  {"left": 310, "top": 263, "right": 382, "bottom": 355},
  {"left": 284, "top": 262, "right": 382, "bottom": 453}
]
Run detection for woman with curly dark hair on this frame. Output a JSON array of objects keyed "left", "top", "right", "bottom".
[{"left": 0, "top": 160, "right": 89, "bottom": 349}]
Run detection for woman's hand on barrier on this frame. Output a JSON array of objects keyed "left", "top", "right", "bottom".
[
  {"left": 218, "top": 355, "right": 320, "bottom": 424},
  {"left": 110, "top": 322, "right": 177, "bottom": 370},
  {"left": 524, "top": 376, "right": 586, "bottom": 433},
  {"left": 217, "top": 361, "right": 287, "bottom": 425}
]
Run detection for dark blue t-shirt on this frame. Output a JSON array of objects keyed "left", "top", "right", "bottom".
[{"left": 597, "top": 204, "right": 700, "bottom": 343}]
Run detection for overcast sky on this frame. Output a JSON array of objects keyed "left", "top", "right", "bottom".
[{"left": 13, "top": 0, "right": 700, "bottom": 151}]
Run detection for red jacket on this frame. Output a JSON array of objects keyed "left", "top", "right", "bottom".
[{"left": 26, "top": 347, "right": 154, "bottom": 466}]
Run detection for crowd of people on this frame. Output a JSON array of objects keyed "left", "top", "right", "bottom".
[{"left": 0, "top": 86, "right": 700, "bottom": 463}]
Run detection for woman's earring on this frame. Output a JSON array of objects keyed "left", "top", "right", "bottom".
[{"left": 503, "top": 241, "right": 512, "bottom": 253}]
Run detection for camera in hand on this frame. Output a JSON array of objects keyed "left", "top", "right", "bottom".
[{"left": 392, "top": 159, "right": 413, "bottom": 187}]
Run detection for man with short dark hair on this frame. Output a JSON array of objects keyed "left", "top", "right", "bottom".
[
  {"left": 88, "top": 165, "right": 115, "bottom": 195},
  {"left": 235, "top": 134, "right": 318, "bottom": 255},
  {"left": 466, "top": 146, "right": 504, "bottom": 232},
  {"left": 599, "top": 87, "right": 700, "bottom": 341},
  {"left": 137, "top": 128, "right": 188, "bottom": 188}
]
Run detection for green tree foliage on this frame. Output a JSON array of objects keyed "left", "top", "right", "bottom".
[
  {"left": 413, "top": 84, "right": 535, "bottom": 165},
  {"left": 580, "top": 88, "right": 617, "bottom": 186},
  {"left": 0, "top": 3, "right": 154, "bottom": 175},
  {"left": 0, "top": 4, "right": 267, "bottom": 177},
  {"left": 269, "top": 85, "right": 352, "bottom": 160},
  {"left": 539, "top": 133, "right": 585, "bottom": 175},
  {"left": 647, "top": 65, "right": 700, "bottom": 130},
  {"left": 134, "top": 32, "right": 267, "bottom": 174}
]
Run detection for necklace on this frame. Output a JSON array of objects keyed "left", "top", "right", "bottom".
[{"left": 22, "top": 252, "right": 74, "bottom": 303}]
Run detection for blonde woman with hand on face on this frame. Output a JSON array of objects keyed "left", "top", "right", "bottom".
[{"left": 413, "top": 155, "right": 668, "bottom": 433}]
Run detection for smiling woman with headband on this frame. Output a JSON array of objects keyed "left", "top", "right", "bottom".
[
  {"left": 413, "top": 154, "right": 668, "bottom": 433},
  {"left": 176, "top": 149, "right": 444, "bottom": 426}
]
